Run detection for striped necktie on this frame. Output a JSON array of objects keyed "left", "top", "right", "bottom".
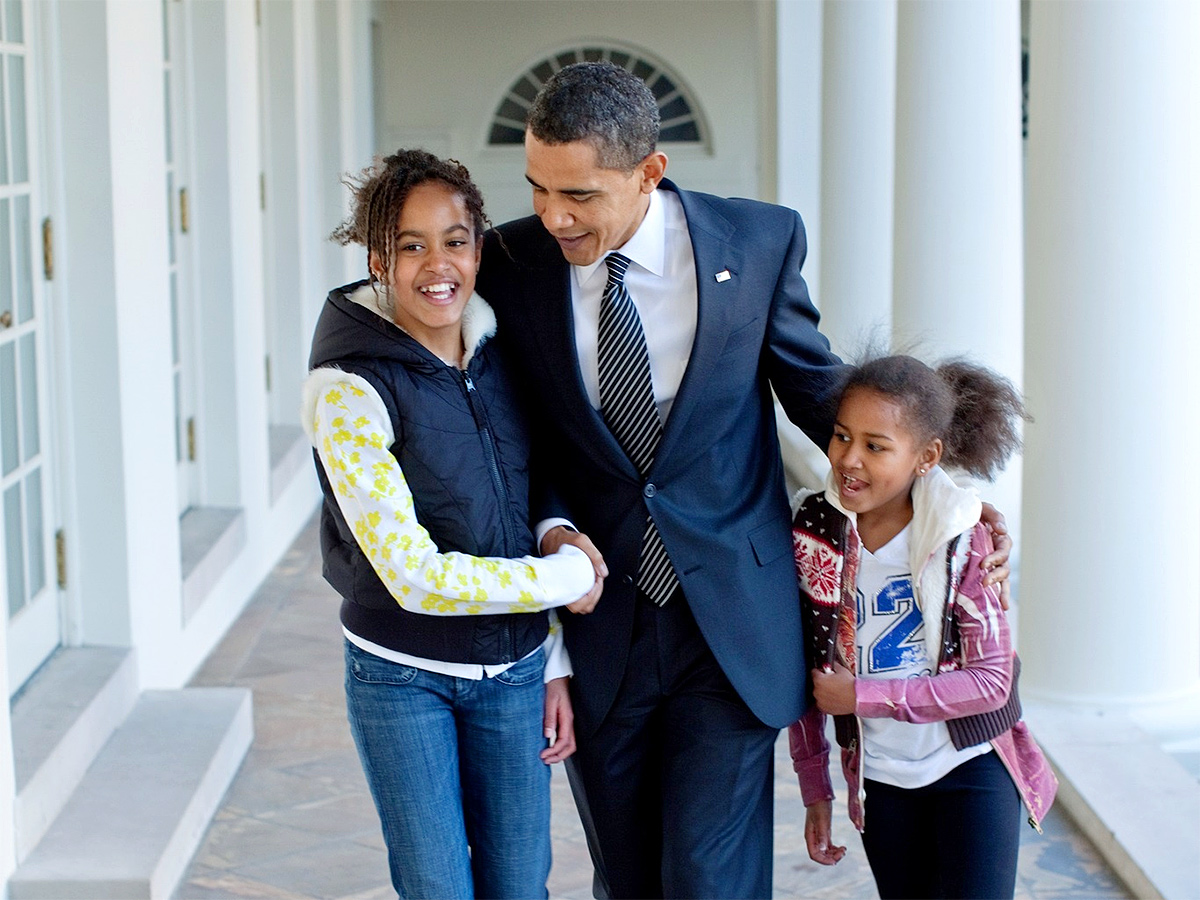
[{"left": 597, "top": 253, "right": 679, "bottom": 606}]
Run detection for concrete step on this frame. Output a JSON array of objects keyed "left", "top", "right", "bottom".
[
  {"left": 1026, "top": 702, "right": 1200, "bottom": 900},
  {"left": 8, "top": 687, "right": 252, "bottom": 900},
  {"left": 11, "top": 646, "right": 138, "bottom": 861}
]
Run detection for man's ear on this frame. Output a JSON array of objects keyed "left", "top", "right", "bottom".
[{"left": 637, "top": 151, "right": 669, "bottom": 194}]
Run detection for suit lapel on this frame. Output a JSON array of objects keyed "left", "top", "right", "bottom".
[
  {"left": 654, "top": 185, "right": 744, "bottom": 471},
  {"left": 519, "top": 245, "right": 638, "bottom": 479}
]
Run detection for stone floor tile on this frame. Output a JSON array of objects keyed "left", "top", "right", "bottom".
[
  {"left": 229, "top": 838, "right": 390, "bottom": 900},
  {"left": 176, "top": 868, "right": 315, "bottom": 900},
  {"left": 177, "top": 515, "right": 1136, "bottom": 900},
  {"left": 193, "top": 814, "right": 331, "bottom": 872}
]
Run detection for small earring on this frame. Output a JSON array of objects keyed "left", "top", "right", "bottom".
[{"left": 918, "top": 467, "right": 928, "bottom": 475}]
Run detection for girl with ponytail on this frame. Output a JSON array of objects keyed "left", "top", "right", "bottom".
[{"left": 787, "top": 355, "right": 1057, "bottom": 900}]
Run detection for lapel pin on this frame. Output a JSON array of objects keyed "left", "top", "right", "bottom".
[{"left": 715, "top": 269, "right": 732, "bottom": 283}]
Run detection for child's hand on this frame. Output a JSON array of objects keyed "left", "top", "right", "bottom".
[
  {"left": 812, "top": 662, "right": 856, "bottom": 715},
  {"left": 804, "top": 800, "right": 846, "bottom": 866}
]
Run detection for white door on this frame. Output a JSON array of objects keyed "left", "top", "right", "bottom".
[
  {"left": 164, "top": 0, "right": 198, "bottom": 514},
  {"left": 3, "top": 0, "right": 61, "bottom": 693}
]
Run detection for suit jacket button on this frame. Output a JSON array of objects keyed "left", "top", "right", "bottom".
[{"left": 643, "top": 483, "right": 657, "bottom": 498}]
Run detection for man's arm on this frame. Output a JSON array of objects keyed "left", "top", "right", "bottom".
[{"left": 759, "top": 208, "right": 848, "bottom": 447}]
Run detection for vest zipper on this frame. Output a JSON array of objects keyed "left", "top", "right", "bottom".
[{"left": 460, "top": 369, "right": 520, "bottom": 661}]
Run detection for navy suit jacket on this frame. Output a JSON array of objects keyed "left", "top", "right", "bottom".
[{"left": 477, "top": 179, "right": 845, "bottom": 734}]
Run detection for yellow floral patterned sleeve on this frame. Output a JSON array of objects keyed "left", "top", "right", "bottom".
[{"left": 307, "top": 372, "right": 594, "bottom": 616}]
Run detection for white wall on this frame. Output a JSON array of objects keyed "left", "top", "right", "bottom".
[{"left": 374, "top": 0, "right": 769, "bottom": 226}]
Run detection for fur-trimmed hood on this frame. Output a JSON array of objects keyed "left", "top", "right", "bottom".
[
  {"left": 342, "top": 282, "right": 497, "bottom": 369},
  {"left": 301, "top": 280, "right": 499, "bottom": 445}
]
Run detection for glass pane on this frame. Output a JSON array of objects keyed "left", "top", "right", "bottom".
[
  {"left": 0, "top": 340, "right": 17, "bottom": 476},
  {"left": 170, "top": 271, "right": 179, "bottom": 365},
  {"left": 18, "top": 332, "right": 36, "bottom": 460},
  {"left": 8, "top": 55, "right": 25, "bottom": 183},
  {"left": 512, "top": 76, "right": 539, "bottom": 103},
  {"left": 0, "top": 61, "right": 9, "bottom": 185},
  {"left": 6, "top": 0, "right": 23, "bottom": 44},
  {"left": 163, "top": 70, "right": 172, "bottom": 163},
  {"left": 166, "top": 171, "right": 175, "bottom": 263},
  {"left": 5, "top": 482, "right": 24, "bottom": 616},
  {"left": 25, "top": 467, "right": 42, "bottom": 597},
  {"left": 174, "top": 372, "right": 181, "bottom": 463},
  {"left": 496, "top": 97, "right": 525, "bottom": 123},
  {"left": 488, "top": 124, "right": 524, "bottom": 145},
  {"left": 660, "top": 122, "right": 700, "bottom": 143},
  {"left": 659, "top": 96, "right": 690, "bottom": 122},
  {"left": 0, "top": 198, "right": 10, "bottom": 321},
  {"left": 14, "top": 193, "right": 30, "bottom": 323},
  {"left": 649, "top": 73, "right": 674, "bottom": 101}
]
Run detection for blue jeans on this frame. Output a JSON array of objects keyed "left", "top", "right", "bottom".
[{"left": 344, "top": 640, "right": 551, "bottom": 899}]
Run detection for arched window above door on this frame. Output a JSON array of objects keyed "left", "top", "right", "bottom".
[{"left": 488, "top": 45, "right": 708, "bottom": 149}]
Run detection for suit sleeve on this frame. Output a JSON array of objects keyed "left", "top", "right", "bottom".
[{"left": 762, "top": 209, "right": 848, "bottom": 448}]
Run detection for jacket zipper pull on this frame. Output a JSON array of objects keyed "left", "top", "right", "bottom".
[{"left": 463, "top": 373, "right": 475, "bottom": 392}]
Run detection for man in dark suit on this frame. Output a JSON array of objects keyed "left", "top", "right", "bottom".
[{"left": 477, "top": 62, "right": 1008, "bottom": 899}]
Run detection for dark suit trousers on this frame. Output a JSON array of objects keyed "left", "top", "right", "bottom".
[{"left": 565, "top": 590, "right": 778, "bottom": 899}]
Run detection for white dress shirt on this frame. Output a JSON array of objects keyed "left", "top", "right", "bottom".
[
  {"left": 571, "top": 187, "right": 699, "bottom": 422},
  {"left": 535, "top": 188, "right": 699, "bottom": 550}
]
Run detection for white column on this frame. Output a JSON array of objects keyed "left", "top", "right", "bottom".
[
  {"left": 892, "top": 0, "right": 1023, "bottom": 369},
  {"left": 773, "top": 0, "right": 828, "bottom": 491},
  {"left": 1021, "top": 1, "right": 1200, "bottom": 707},
  {"left": 335, "top": 0, "right": 376, "bottom": 282},
  {"left": 891, "top": 0, "right": 1025, "bottom": 595},
  {"left": 103, "top": 0, "right": 185, "bottom": 684},
  {"left": 775, "top": 0, "right": 824, "bottom": 302},
  {"left": 816, "top": 0, "right": 896, "bottom": 360}
]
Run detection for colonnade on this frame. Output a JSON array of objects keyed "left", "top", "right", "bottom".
[{"left": 785, "top": 0, "right": 1200, "bottom": 718}]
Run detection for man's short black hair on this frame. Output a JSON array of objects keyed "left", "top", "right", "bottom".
[{"left": 526, "top": 62, "right": 660, "bottom": 171}]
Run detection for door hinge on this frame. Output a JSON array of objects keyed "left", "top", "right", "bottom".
[
  {"left": 55, "top": 529, "right": 67, "bottom": 589},
  {"left": 255, "top": 0, "right": 261, "bottom": 27},
  {"left": 265, "top": 355, "right": 272, "bottom": 392},
  {"left": 42, "top": 217, "right": 54, "bottom": 280},
  {"left": 259, "top": 173, "right": 266, "bottom": 211},
  {"left": 187, "top": 416, "right": 197, "bottom": 462},
  {"left": 179, "top": 187, "right": 190, "bottom": 234}
]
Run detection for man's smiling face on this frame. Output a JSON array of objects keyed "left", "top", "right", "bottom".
[{"left": 524, "top": 133, "right": 665, "bottom": 267}]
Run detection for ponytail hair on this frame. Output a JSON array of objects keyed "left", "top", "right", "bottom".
[{"left": 840, "top": 355, "right": 1030, "bottom": 481}]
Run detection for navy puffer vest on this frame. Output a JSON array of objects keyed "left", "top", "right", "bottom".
[{"left": 308, "top": 281, "right": 548, "bottom": 664}]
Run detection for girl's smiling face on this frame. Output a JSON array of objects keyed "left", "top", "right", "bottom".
[
  {"left": 371, "top": 181, "right": 481, "bottom": 362},
  {"left": 828, "top": 387, "right": 942, "bottom": 536}
]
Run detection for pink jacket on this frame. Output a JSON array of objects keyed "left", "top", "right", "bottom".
[{"left": 787, "top": 470, "right": 1057, "bottom": 833}]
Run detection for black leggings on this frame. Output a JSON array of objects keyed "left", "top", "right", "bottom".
[{"left": 860, "top": 751, "right": 1022, "bottom": 900}]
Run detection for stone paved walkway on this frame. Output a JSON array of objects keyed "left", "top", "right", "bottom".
[{"left": 176, "top": 516, "right": 1131, "bottom": 900}]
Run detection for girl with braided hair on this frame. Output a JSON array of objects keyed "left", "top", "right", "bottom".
[
  {"left": 787, "top": 355, "right": 1057, "bottom": 899},
  {"left": 304, "top": 149, "right": 605, "bottom": 898}
]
